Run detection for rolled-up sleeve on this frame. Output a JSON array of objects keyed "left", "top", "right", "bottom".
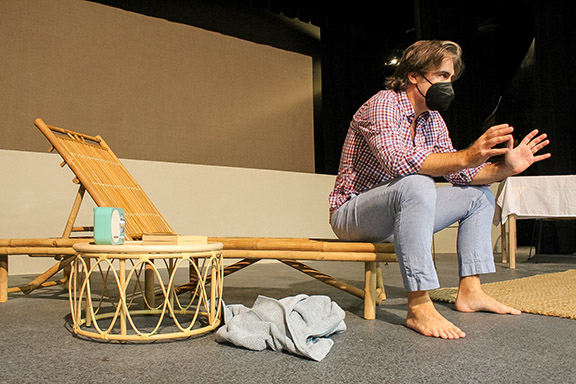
[
  {"left": 445, "top": 163, "right": 490, "bottom": 185},
  {"left": 433, "top": 120, "right": 490, "bottom": 185}
]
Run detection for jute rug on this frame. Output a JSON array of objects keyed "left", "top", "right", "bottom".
[{"left": 429, "top": 269, "right": 576, "bottom": 320}]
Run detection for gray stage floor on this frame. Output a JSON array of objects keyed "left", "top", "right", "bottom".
[{"left": 1, "top": 249, "right": 575, "bottom": 384}]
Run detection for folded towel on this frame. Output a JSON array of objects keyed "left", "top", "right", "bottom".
[{"left": 215, "top": 294, "right": 346, "bottom": 361}]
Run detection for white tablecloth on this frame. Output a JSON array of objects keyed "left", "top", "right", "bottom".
[{"left": 494, "top": 175, "right": 576, "bottom": 225}]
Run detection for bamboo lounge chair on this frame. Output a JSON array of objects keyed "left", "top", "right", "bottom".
[{"left": 0, "top": 118, "right": 396, "bottom": 319}]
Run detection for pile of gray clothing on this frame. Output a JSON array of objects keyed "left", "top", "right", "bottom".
[{"left": 215, "top": 294, "right": 346, "bottom": 361}]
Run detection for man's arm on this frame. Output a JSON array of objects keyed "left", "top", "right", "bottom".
[
  {"left": 418, "top": 124, "right": 514, "bottom": 177},
  {"left": 418, "top": 125, "right": 550, "bottom": 185},
  {"left": 468, "top": 161, "right": 513, "bottom": 185},
  {"left": 471, "top": 129, "right": 550, "bottom": 185}
]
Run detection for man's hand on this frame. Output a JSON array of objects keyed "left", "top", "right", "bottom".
[
  {"left": 465, "top": 124, "right": 514, "bottom": 168},
  {"left": 504, "top": 129, "right": 551, "bottom": 175},
  {"left": 471, "top": 127, "right": 551, "bottom": 185}
]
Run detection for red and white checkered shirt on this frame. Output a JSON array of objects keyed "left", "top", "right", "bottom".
[{"left": 329, "top": 90, "right": 487, "bottom": 213}]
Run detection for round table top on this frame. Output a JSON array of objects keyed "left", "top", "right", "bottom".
[{"left": 73, "top": 241, "right": 223, "bottom": 254}]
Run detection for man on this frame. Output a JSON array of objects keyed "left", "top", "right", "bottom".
[{"left": 329, "top": 40, "right": 550, "bottom": 339}]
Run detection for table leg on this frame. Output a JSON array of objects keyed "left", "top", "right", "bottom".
[
  {"left": 509, "top": 215, "right": 517, "bottom": 269},
  {"left": 501, "top": 220, "right": 508, "bottom": 264}
]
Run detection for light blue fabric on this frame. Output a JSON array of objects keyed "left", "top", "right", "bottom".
[
  {"left": 331, "top": 174, "right": 496, "bottom": 292},
  {"left": 215, "top": 294, "right": 346, "bottom": 361}
]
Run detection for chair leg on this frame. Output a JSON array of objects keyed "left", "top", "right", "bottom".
[
  {"left": 376, "top": 263, "right": 386, "bottom": 301},
  {"left": 364, "top": 261, "right": 377, "bottom": 320}
]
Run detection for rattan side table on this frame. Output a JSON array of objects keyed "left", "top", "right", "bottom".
[{"left": 70, "top": 241, "right": 223, "bottom": 342}]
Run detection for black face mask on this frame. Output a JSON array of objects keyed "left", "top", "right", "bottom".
[{"left": 417, "top": 75, "right": 455, "bottom": 111}]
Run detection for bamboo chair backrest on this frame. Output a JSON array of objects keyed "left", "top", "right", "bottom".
[{"left": 35, "top": 118, "right": 175, "bottom": 240}]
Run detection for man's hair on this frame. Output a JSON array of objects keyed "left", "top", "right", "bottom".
[{"left": 384, "top": 40, "right": 464, "bottom": 91}]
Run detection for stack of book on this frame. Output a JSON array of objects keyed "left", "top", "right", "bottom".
[{"left": 142, "top": 233, "right": 208, "bottom": 245}]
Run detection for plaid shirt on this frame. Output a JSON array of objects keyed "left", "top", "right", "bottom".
[{"left": 329, "top": 90, "right": 487, "bottom": 213}]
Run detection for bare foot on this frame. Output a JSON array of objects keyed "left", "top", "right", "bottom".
[
  {"left": 455, "top": 276, "right": 521, "bottom": 315},
  {"left": 405, "top": 291, "right": 466, "bottom": 339},
  {"left": 455, "top": 289, "right": 521, "bottom": 314}
]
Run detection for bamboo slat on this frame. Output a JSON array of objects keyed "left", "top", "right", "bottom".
[
  {"left": 42, "top": 123, "right": 101, "bottom": 143},
  {"left": 220, "top": 249, "right": 397, "bottom": 262},
  {"left": 209, "top": 237, "right": 395, "bottom": 253},
  {"left": 7, "top": 278, "right": 66, "bottom": 294},
  {"left": 17, "top": 256, "right": 74, "bottom": 294},
  {"left": 62, "top": 185, "right": 86, "bottom": 238},
  {"left": 0, "top": 247, "right": 77, "bottom": 256},
  {"left": 0, "top": 238, "right": 91, "bottom": 247},
  {"left": 34, "top": 118, "right": 174, "bottom": 239}
]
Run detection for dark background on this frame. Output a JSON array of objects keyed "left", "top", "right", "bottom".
[{"left": 90, "top": 0, "right": 576, "bottom": 253}]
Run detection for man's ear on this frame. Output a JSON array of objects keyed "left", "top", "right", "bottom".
[{"left": 408, "top": 72, "right": 419, "bottom": 84}]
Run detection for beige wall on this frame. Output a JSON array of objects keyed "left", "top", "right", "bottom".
[
  {"left": 0, "top": 149, "right": 336, "bottom": 274},
  {"left": 0, "top": 0, "right": 315, "bottom": 173}
]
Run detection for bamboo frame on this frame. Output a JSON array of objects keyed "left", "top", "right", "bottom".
[
  {"left": 35, "top": 118, "right": 174, "bottom": 238},
  {"left": 220, "top": 249, "right": 396, "bottom": 262},
  {"left": 203, "top": 237, "right": 395, "bottom": 319},
  {"left": 1, "top": 118, "right": 398, "bottom": 321},
  {"left": 184, "top": 237, "right": 397, "bottom": 320},
  {"left": 209, "top": 237, "right": 395, "bottom": 253}
]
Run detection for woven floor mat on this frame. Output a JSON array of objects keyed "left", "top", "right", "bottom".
[{"left": 429, "top": 269, "right": 576, "bottom": 319}]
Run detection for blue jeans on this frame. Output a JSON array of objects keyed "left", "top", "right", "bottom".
[{"left": 330, "top": 175, "right": 496, "bottom": 292}]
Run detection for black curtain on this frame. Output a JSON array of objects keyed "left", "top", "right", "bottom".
[
  {"left": 316, "top": 2, "right": 414, "bottom": 175},
  {"left": 416, "top": 0, "right": 535, "bottom": 151},
  {"left": 528, "top": 0, "right": 576, "bottom": 253},
  {"left": 317, "top": 32, "right": 389, "bottom": 175},
  {"left": 533, "top": 0, "right": 576, "bottom": 176}
]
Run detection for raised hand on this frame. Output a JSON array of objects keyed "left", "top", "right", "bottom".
[
  {"left": 504, "top": 129, "right": 551, "bottom": 175},
  {"left": 465, "top": 124, "right": 515, "bottom": 168}
]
